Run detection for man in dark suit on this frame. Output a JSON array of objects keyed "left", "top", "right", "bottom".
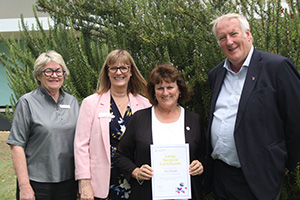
[{"left": 206, "top": 13, "right": 300, "bottom": 200}]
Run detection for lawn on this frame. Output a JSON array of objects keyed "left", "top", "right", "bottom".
[{"left": 0, "top": 131, "right": 16, "bottom": 200}]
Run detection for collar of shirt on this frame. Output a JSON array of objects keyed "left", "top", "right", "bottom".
[
  {"left": 39, "top": 86, "right": 65, "bottom": 104},
  {"left": 223, "top": 45, "right": 254, "bottom": 73}
]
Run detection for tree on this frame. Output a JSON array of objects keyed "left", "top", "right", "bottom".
[
  {"left": 34, "top": 0, "right": 300, "bottom": 124},
  {"left": 0, "top": 7, "right": 109, "bottom": 121},
  {"left": 1, "top": 0, "right": 299, "bottom": 199}
]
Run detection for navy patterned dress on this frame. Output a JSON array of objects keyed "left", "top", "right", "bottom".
[{"left": 107, "top": 96, "right": 132, "bottom": 199}]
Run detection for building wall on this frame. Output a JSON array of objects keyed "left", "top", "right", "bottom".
[
  {"left": 0, "top": 0, "right": 48, "bottom": 19},
  {"left": 0, "top": 42, "right": 13, "bottom": 107},
  {"left": 0, "top": 41, "right": 12, "bottom": 130}
]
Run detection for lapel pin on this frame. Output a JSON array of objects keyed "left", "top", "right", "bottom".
[
  {"left": 186, "top": 126, "right": 190, "bottom": 131},
  {"left": 252, "top": 76, "right": 255, "bottom": 81}
]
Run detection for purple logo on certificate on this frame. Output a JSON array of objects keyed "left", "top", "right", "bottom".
[{"left": 176, "top": 182, "right": 188, "bottom": 194}]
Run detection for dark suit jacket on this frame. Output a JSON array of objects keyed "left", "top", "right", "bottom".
[
  {"left": 116, "top": 107, "right": 205, "bottom": 200},
  {"left": 206, "top": 48, "right": 300, "bottom": 199}
]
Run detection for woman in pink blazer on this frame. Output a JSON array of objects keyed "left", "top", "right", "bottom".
[{"left": 74, "top": 49, "right": 151, "bottom": 200}]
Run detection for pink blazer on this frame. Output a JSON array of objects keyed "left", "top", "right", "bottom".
[{"left": 74, "top": 90, "right": 151, "bottom": 198}]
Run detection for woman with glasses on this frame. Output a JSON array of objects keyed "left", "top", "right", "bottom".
[
  {"left": 74, "top": 49, "right": 151, "bottom": 200},
  {"left": 7, "top": 50, "right": 80, "bottom": 200}
]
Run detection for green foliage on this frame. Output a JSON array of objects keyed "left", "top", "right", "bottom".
[
  {"left": 0, "top": 7, "right": 109, "bottom": 121},
  {"left": 282, "top": 165, "right": 300, "bottom": 200},
  {"left": 35, "top": 0, "right": 226, "bottom": 124},
  {"left": 1, "top": 0, "right": 300, "bottom": 198},
  {"left": 34, "top": 0, "right": 300, "bottom": 125}
]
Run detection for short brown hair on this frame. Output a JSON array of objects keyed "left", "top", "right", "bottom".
[
  {"left": 96, "top": 49, "right": 147, "bottom": 96},
  {"left": 146, "top": 64, "right": 190, "bottom": 105}
]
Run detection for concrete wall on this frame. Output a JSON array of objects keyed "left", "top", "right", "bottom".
[{"left": 0, "top": 0, "right": 48, "bottom": 19}]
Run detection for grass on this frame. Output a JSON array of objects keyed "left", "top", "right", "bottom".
[{"left": 0, "top": 131, "right": 16, "bottom": 200}]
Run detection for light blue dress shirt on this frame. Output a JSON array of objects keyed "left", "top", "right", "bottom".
[{"left": 211, "top": 46, "right": 254, "bottom": 168}]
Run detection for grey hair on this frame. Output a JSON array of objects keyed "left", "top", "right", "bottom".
[
  {"left": 210, "top": 13, "right": 253, "bottom": 43},
  {"left": 33, "top": 50, "right": 69, "bottom": 85}
]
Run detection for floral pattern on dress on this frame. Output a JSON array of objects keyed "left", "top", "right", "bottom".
[{"left": 106, "top": 96, "right": 132, "bottom": 200}]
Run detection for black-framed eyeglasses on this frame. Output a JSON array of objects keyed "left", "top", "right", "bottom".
[
  {"left": 108, "top": 65, "right": 130, "bottom": 74},
  {"left": 42, "top": 68, "right": 65, "bottom": 77}
]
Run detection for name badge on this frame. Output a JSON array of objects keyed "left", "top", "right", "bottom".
[
  {"left": 98, "top": 112, "right": 112, "bottom": 118},
  {"left": 60, "top": 104, "right": 71, "bottom": 109}
]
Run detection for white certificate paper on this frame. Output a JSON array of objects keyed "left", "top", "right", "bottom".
[{"left": 150, "top": 144, "right": 191, "bottom": 200}]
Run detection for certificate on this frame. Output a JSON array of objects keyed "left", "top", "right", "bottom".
[{"left": 150, "top": 144, "right": 191, "bottom": 200}]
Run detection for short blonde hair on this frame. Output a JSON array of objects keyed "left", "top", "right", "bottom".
[
  {"left": 96, "top": 49, "right": 147, "bottom": 96},
  {"left": 33, "top": 50, "right": 69, "bottom": 85}
]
